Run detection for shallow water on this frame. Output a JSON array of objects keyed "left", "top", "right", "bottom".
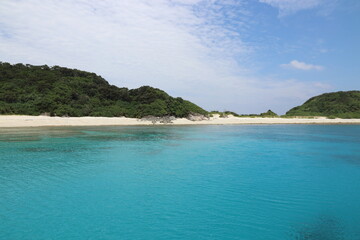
[{"left": 0, "top": 125, "right": 360, "bottom": 240}]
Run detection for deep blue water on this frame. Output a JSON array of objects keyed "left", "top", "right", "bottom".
[{"left": 0, "top": 125, "right": 360, "bottom": 240}]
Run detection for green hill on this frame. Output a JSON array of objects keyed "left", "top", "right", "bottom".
[
  {"left": 260, "top": 110, "right": 278, "bottom": 117},
  {"left": 286, "top": 91, "right": 360, "bottom": 118},
  {"left": 0, "top": 62, "right": 208, "bottom": 118}
]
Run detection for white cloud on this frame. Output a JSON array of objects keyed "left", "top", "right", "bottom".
[
  {"left": 0, "top": 0, "right": 330, "bottom": 114},
  {"left": 259, "top": 0, "right": 333, "bottom": 16},
  {"left": 281, "top": 60, "right": 324, "bottom": 71}
]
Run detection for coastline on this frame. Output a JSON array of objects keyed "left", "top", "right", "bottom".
[{"left": 1, "top": 115, "right": 360, "bottom": 128}]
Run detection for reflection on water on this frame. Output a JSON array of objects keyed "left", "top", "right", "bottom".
[
  {"left": 0, "top": 126, "right": 185, "bottom": 143},
  {"left": 22, "top": 146, "right": 92, "bottom": 153},
  {"left": 82, "top": 132, "right": 178, "bottom": 142},
  {"left": 80, "top": 127, "right": 186, "bottom": 143},
  {"left": 22, "top": 147, "right": 60, "bottom": 153},
  {"left": 0, "top": 127, "right": 85, "bottom": 142}
]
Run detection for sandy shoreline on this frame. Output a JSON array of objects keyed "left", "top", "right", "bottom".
[{"left": 0, "top": 115, "right": 360, "bottom": 128}]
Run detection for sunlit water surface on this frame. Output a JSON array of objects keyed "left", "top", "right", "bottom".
[{"left": 0, "top": 125, "right": 360, "bottom": 240}]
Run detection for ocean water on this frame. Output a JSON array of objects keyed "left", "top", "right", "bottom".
[{"left": 0, "top": 125, "right": 360, "bottom": 240}]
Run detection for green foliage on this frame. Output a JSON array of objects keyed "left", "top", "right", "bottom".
[
  {"left": 286, "top": 91, "right": 360, "bottom": 118},
  {"left": 209, "top": 110, "right": 279, "bottom": 118},
  {"left": 0, "top": 62, "right": 208, "bottom": 118},
  {"left": 224, "top": 111, "right": 240, "bottom": 117},
  {"left": 260, "top": 110, "right": 278, "bottom": 117},
  {"left": 234, "top": 110, "right": 278, "bottom": 118},
  {"left": 209, "top": 110, "right": 240, "bottom": 117}
]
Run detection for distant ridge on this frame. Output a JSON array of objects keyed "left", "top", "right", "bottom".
[
  {"left": 0, "top": 62, "right": 208, "bottom": 117},
  {"left": 286, "top": 91, "right": 360, "bottom": 118}
]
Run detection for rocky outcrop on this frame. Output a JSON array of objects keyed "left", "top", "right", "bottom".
[
  {"left": 140, "top": 116, "right": 176, "bottom": 124},
  {"left": 186, "top": 113, "right": 209, "bottom": 121}
]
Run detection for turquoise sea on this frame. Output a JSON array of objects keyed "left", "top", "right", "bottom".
[{"left": 0, "top": 125, "right": 360, "bottom": 240}]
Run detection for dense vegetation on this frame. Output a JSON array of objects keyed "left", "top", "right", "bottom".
[
  {"left": 259, "top": 110, "right": 278, "bottom": 117},
  {"left": 286, "top": 91, "right": 360, "bottom": 118},
  {"left": 0, "top": 62, "right": 208, "bottom": 117},
  {"left": 238, "top": 110, "right": 278, "bottom": 117},
  {"left": 209, "top": 110, "right": 278, "bottom": 118}
]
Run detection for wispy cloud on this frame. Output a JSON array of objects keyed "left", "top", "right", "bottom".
[
  {"left": 281, "top": 60, "right": 324, "bottom": 71},
  {"left": 259, "top": 0, "right": 335, "bottom": 16},
  {"left": 0, "top": 0, "right": 330, "bottom": 114}
]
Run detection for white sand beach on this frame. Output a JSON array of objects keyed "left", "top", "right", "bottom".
[{"left": 0, "top": 115, "right": 360, "bottom": 128}]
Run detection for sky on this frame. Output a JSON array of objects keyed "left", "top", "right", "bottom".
[{"left": 0, "top": 0, "right": 359, "bottom": 114}]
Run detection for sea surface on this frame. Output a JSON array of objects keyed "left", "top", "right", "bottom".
[{"left": 0, "top": 125, "right": 360, "bottom": 240}]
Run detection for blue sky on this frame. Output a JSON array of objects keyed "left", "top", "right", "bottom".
[{"left": 0, "top": 0, "right": 359, "bottom": 114}]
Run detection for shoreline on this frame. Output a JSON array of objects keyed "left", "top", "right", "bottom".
[{"left": 1, "top": 115, "right": 360, "bottom": 128}]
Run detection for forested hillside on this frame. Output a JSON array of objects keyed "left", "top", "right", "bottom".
[
  {"left": 0, "top": 62, "right": 208, "bottom": 117},
  {"left": 286, "top": 91, "right": 360, "bottom": 118}
]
